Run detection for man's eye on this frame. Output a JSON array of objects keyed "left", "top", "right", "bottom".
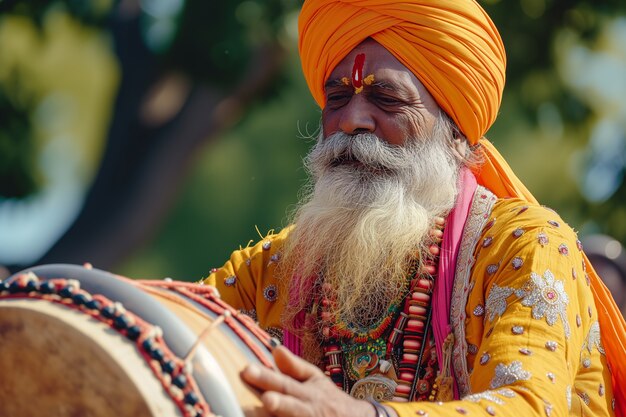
[
  {"left": 376, "top": 96, "right": 401, "bottom": 106},
  {"left": 326, "top": 93, "right": 351, "bottom": 106}
]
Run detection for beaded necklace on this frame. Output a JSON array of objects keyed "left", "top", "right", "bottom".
[{"left": 319, "top": 243, "right": 441, "bottom": 403}]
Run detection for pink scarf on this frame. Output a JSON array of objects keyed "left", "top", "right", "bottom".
[
  {"left": 432, "top": 167, "right": 477, "bottom": 399},
  {"left": 284, "top": 168, "right": 479, "bottom": 397}
]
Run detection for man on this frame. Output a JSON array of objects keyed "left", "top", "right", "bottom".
[{"left": 204, "top": 1, "right": 626, "bottom": 416}]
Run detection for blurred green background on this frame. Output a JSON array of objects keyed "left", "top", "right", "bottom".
[{"left": 1, "top": 0, "right": 625, "bottom": 283}]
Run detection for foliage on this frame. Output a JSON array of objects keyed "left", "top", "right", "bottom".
[
  {"left": 1, "top": 0, "right": 626, "bottom": 276},
  {"left": 0, "top": 71, "right": 40, "bottom": 198}
]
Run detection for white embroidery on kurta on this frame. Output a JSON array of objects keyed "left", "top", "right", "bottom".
[
  {"left": 490, "top": 361, "right": 531, "bottom": 389},
  {"left": 485, "top": 283, "right": 515, "bottom": 321},
  {"left": 519, "top": 269, "right": 571, "bottom": 339},
  {"left": 582, "top": 321, "right": 604, "bottom": 355},
  {"left": 566, "top": 385, "right": 572, "bottom": 410},
  {"left": 463, "top": 388, "right": 516, "bottom": 405},
  {"left": 544, "top": 401, "right": 553, "bottom": 416},
  {"left": 545, "top": 341, "right": 558, "bottom": 351},
  {"left": 451, "top": 186, "right": 497, "bottom": 397}
]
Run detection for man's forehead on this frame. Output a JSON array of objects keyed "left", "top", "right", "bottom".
[{"left": 325, "top": 40, "right": 417, "bottom": 87}]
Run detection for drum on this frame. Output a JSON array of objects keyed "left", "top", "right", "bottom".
[{"left": 0, "top": 264, "right": 276, "bottom": 417}]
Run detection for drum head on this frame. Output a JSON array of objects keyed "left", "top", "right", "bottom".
[{"left": 0, "top": 299, "right": 179, "bottom": 417}]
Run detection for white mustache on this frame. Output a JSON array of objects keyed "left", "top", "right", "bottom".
[{"left": 310, "top": 132, "right": 418, "bottom": 173}]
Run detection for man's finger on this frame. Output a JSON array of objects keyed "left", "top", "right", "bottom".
[
  {"left": 273, "top": 345, "right": 322, "bottom": 382},
  {"left": 262, "top": 391, "right": 312, "bottom": 417},
  {"left": 241, "top": 363, "right": 307, "bottom": 398}
]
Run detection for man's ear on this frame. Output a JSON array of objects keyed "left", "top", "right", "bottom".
[{"left": 451, "top": 134, "right": 469, "bottom": 161}]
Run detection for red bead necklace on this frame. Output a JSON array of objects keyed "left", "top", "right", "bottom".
[{"left": 319, "top": 238, "right": 441, "bottom": 402}]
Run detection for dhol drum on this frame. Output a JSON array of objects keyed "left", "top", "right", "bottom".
[{"left": 0, "top": 264, "right": 276, "bottom": 417}]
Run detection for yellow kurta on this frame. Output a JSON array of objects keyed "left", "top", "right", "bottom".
[{"left": 204, "top": 193, "right": 615, "bottom": 417}]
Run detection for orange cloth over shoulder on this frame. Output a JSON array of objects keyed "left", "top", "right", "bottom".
[{"left": 298, "top": 1, "right": 626, "bottom": 415}]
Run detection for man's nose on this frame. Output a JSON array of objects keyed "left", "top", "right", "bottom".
[{"left": 338, "top": 96, "right": 375, "bottom": 135}]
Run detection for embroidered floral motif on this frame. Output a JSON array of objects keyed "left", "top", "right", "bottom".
[
  {"left": 483, "top": 237, "right": 494, "bottom": 248},
  {"left": 245, "top": 258, "right": 252, "bottom": 266},
  {"left": 463, "top": 388, "right": 516, "bottom": 405},
  {"left": 224, "top": 275, "right": 237, "bottom": 286},
  {"left": 490, "top": 361, "right": 531, "bottom": 389},
  {"left": 511, "top": 325, "right": 524, "bottom": 335},
  {"left": 512, "top": 257, "right": 524, "bottom": 270},
  {"left": 485, "top": 284, "right": 515, "bottom": 321},
  {"left": 512, "top": 228, "right": 524, "bottom": 238},
  {"left": 480, "top": 352, "right": 491, "bottom": 365},
  {"left": 263, "top": 285, "right": 278, "bottom": 302},
  {"left": 519, "top": 269, "right": 571, "bottom": 339},
  {"left": 581, "top": 321, "right": 604, "bottom": 369},
  {"left": 538, "top": 232, "right": 549, "bottom": 246},
  {"left": 262, "top": 241, "right": 272, "bottom": 250},
  {"left": 558, "top": 244, "right": 569, "bottom": 256},
  {"left": 474, "top": 304, "right": 485, "bottom": 317}
]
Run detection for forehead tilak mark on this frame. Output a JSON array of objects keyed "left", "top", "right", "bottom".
[
  {"left": 352, "top": 53, "right": 365, "bottom": 87},
  {"left": 338, "top": 53, "right": 375, "bottom": 94}
]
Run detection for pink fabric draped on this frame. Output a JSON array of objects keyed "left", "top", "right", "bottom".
[
  {"left": 284, "top": 311, "right": 304, "bottom": 356},
  {"left": 432, "top": 167, "right": 477, "bottom": 399}
]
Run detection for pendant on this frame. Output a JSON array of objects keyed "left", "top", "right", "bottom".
[
  {"left": 343, "top": 338, "right": 386, "bottom": 380},
  {"left": 350, "top": 374, "right": 398, "bottom": 402}
]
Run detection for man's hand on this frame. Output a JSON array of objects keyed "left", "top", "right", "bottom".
[{"left": 241, "top": 346, "right": 394, "bottom": 417}]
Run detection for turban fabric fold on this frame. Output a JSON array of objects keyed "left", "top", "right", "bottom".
[{"left": 298, "top": 1, "right": 626, "bottom": 415}]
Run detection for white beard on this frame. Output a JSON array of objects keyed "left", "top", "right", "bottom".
[{"left": 280, "top": 115, "right": 461, "bottom": 330}]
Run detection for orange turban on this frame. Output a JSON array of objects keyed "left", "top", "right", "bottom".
[{"left": 299, "top": 1, "right": 626, "bottom": 414}]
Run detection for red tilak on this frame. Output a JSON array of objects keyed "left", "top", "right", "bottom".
[{"left": 351, "top": 53, "right": 366, "bottom": 89}]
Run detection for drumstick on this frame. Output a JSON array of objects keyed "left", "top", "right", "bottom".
[{"left": 183, "top": 309, "right": 232, "bottom": 365}]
